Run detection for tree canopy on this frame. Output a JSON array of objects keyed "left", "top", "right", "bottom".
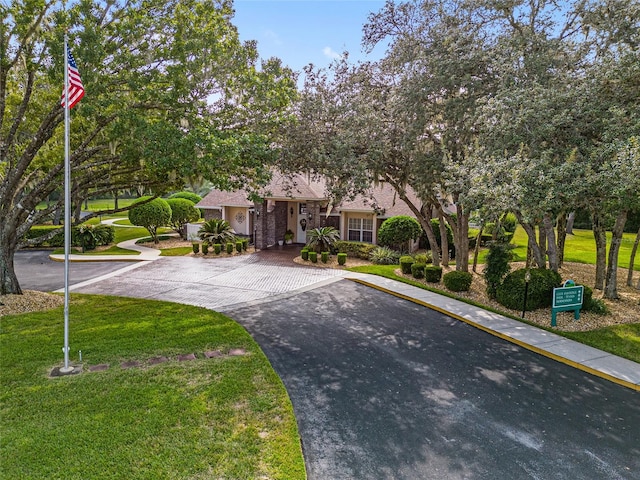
[{"left": 1, "top": 0, "right": 297, "bottom": 294}]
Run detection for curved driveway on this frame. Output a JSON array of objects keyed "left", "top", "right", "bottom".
[{"left": 15, "top": 250, "right": 640, "bottom": 479}]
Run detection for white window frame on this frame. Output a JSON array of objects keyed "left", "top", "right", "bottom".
[{"left": 347, "top": 217, "right": 374, "bottom": 243}]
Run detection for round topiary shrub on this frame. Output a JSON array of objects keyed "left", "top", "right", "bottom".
[
  {"left": 169, "top": 191, "right": 202, "bottom": 204},
  {"left": 321, "top": 251, "right": 329, "bottom": 263},
  {"left": 424, "top": 265, "right": 443, "bottom": 283},
  {"left": 443, "top": 271, "right": 473, "bottom": 292},
  {"left": 128, "top": 196, "right": 172, "bottom": 244},
  {"left": 496, "top": 268, "right": 562, "bottom": 311},
  {"left": 337, "top": 253, "right": 347, "bottom": 265},
  {"left": 166, "top": 197, "right": 200, "bottom": 239},
  {"left": 411, "top": 263, "right": 426, "bottom": 279},
  {"left": 377, "top": 216, "right": 422, "bottom": 252},
  {"left": 309, "top": 251, "right": 317, "bottom": 263},
  {"left": 400, "top": 256, "right": 414, "bottom": 274}
]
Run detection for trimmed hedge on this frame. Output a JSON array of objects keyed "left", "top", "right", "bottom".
[
  {"left": 309, "top": 251, "right": 318, "bottom": 263},
  {"left": 337, "top": 253, "right": 347, "bottom": 265},
  {"left": 496, "top": 268, "right": 562, "bottom": 311},
  {"left": 400, "top": 256, "right": 414, "bottom": 274},
  {"left": 202, "top": 242, "right": 209, "bottom": 255},
  {"left": 301, "top": 248, "right": 309, "bottom": 261},
  {"left": 192, "top": 243, "right": 200, "bottom": 254},
  {"left": 443, "top": 271, "right": 473, "bottom": 292},
  {"left": 424, "top": 265, "right": 443, "bottom": 283},
  {"left": 214, "top": 243, "right": 222, "bottom": 254},
  {"left": 321, "top": 252, "right": 329, "bottom": 263},
  {"left": 236, "top": 241, "right": 243, "bottom": 253},
  {"left": 411, "top": 263, "right": 426, "bottom": 279},
  {"left": 226, "top": 242, "right": 234, "bottom": 254},
  {"left": 25, "top": 224, "right": 115, "bottom": 249}
]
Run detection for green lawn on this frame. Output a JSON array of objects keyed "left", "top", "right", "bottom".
[{"left": 0, "top": 296, "right": 305, "bottom": 479}]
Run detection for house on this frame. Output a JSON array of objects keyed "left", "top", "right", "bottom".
[{"left": 195, "top": 172, "right": 423, "bottom": 250}]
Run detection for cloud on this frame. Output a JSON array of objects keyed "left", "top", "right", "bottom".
[{"left": 322, "top": 46, "right": 344, "bottom": 60}]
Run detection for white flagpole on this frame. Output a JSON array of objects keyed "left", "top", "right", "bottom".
[{"left": 61, "top": 34, "right": 73, "bottom": 374}]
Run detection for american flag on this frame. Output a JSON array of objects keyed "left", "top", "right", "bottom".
[{"left": 61, "top": 46, "right": 85, "bottom": 109}]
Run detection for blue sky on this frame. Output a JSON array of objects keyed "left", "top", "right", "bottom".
[{"left": 232, "top": 0, "right": 388, "bottom": 74}]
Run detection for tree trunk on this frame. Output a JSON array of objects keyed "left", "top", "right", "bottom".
[
  {"left": 472, "top": 223, "right": 484, "bottom": 273},
  {"left": 516, "top": 215, "right": 546, "bottom": 268},
  {"left": 455, "top": 206, "right": 470, "bottom": 272},
  {"left": 538, "top": 222, "right": 547, "bottom": 260},
  {"left": 544, "top": 213, "right": 559, "bottom": 271},
  {"left": 566, "top": 211, "right": 575, "bottom": 234},
  {"left": 627, "top": 227, "right": 640, "bottom": 287},
  {"left": 556, "top": 212, "right": 567, "bottom": 268},
  {"left": 114, "top": 190, "right": 119, "bottom": 210},
  {"left": 438, "top": 209, "right": 449, "bottom": 266},
  {"left": 604, "top": 210, "right": 628, "bottom": 299},
  {"left": 592, "top": 212, "right": 607, "bottom": 290},
  {"left": 0, "top": 227, "right": 22, "bottom": 295}
]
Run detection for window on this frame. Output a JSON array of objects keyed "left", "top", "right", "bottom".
[{"left": 348, "top": 217, "right": 373, "bottom": 243}]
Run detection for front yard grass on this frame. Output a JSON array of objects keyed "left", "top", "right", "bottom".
[{"left": 0, "top": 295, "right": 305, "bottom": 479}]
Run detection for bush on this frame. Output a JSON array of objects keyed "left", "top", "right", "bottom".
[
  {"left": 226, "top": 242, "right": 234, "bottom": 254},
  {"left": 400, "top": 256, "right": 414, "bottom": 274},
  {"left": 334, "top": 241, "right": 377, "bottom": 259},
  {"left": 242, "top": 238, "right": 249, "bottom": 251},
  {"left": 424, "top": 265, "right": 443, "bottom": 283},
  {"left": 309, "top": 251, "right": 318, "bottom": 263},
  {"left": 443, "top": 271, "right": 473, "bottom": 292},
  {"left": 214, "top": 243, "right": 222, "bottom": 254},
  {"left": 484, "top": 242, "right": 513, "bottom": 299},
  {"left": 581, "top": 285, "right": 609, "bottom": 314},
  {"left": 128, "top": 196, "right": 172, "bottom": 244},
  {"left": 411, "top": 263, "right": 426, "bottom": 279},
  {"left": 306, "top": 227, "right": 340, "bottom": 253},
  {"left": 337, "top": 253, "right": 347, "bottom": 265},
  {"left": 377, "top": 216, "right": 422, "bottom": 252},
  {"left": 301, "top": 248, "right": 309, "bottom": 261},
  {"left": 369, "top": 246, "right": 401, "bottom": 265},
  {"left": 93, "top": 224, "right": 115, "bottom": 246},
  {"left": 496, "top": 268, "right": 562, "bottom": 311},
  {"left": 236, "top": 241, "right": 242, "bottom": 253},
  {"left": 192, "top": 243, "right": 199, "bottom": 254},
  {"left": 413, "top": 252, "right": 432, "bottom": 265},
  {"left": 321, "top": 251, "right": 329, "bottom": 263},
  {"left": 169, "top": 191, "right": 202, "bottom": 204},
  {"left": 166, "top": 198, "right": 200, "bottom": 239},
  {"left": 202, "top": 242, "right": 209, "bottom": 255},
  {"left": 198, "top": 218, "right": 236, "bottom": 245}
]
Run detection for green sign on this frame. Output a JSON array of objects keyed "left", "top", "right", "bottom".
[{"left": 551, "top": 282, "right": 584, "bottom": 327}]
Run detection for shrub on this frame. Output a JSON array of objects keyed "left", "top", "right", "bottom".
[
  {"left": 337, "top": 253, "right": 347, "bottom": 265},
  {"left": 236, "top": 241, "right": 243, "bottom": 253},
  {"left": 242, "top": 238, "right": 249, "bottom": 251},
  {"left": 226, "top": 242, "right": 234, "bottom": 254},
  {"left": 413, "top": 252, "right": 432, "bottom": 265},
  {"left": 411, "top": 263, "right": 426, "bottom": 279},
  {"left": 309, "top": 251, "right": 318, "bottom": 263},
  {"left": 169, "top": 191, "right": 202, "bottom": 204},
  {"left": 581, "top": 285, "right": 609, "bottom": 314},
  {"left": 321, "top": 251, "right": 329, "bottom": 263},
  {"left": 166, "top": 198, "right": 200, "bottom": 239},
  {"left": 198, "top": 218, "right": 236, "bottom": 245},
  {"left": 377, "top": 216, "right": 422, "bottom": 252},
  {"left": 496, "top": 268, "right": 562, "bottom": 311},
  {"left": 333, "top": 241, "right": 377, "bottom": 259},
  {"left": 369, "top": 246, "right": 401, "bottom": 265},
  {"left": 443, "top": 271, "right": 473, "bottom": 292},
  {"left": 202, "top": 242, "right": 209, "bottom": 255},
  {"left": 400, "top": 256, "right": 414, "bottom": 274},
  {"left": 306, "top": 227, "right": 340, "bottom": 253},
  {"left": 424, "top": 265, "right": 443, "bottom": 283},
  {"left": 76, "top": 224, "right": 97, "bottom": 251},
  {"left": 93, "top": 224, "right": 115, "bottom": 246},
  {"left": 502, "top": 213, "right": 518, "bottom": 234},
  {"left": 301, "top": 248, "right": 309, "bottom": 261},
  {"left": 192, "top": 243, "right": 200, "bottom": 254},
  {"left": 128, "top": 196, "right": 172, "bottom": 244},
  {"left": 214, "top": 243, "right": 222, "bottom": 254},
  {"left": 484, "top": 242, "right": 513, "bottom": 299}
]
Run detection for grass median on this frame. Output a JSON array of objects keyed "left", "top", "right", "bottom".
[{"left": 0, "top": 295, "right": 305, "bottom": 479}]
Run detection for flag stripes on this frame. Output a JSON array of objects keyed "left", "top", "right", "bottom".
[{"left": 61, "top": 46, "right": 85, "bottom": 109}]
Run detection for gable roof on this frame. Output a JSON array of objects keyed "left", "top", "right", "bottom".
[{"left": 337, "top": 183, "right": 420, "bottom": 218}]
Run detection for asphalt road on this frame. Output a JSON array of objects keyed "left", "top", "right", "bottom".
[
  {"left": 14, "top": 250, "right": 136, "bottom": 292},
  {"left": 226, "top": 280, "right": 640, "bottom": 480}
]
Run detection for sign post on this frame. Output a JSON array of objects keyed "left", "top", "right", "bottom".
[{"left": 551, "top": 280, "right": 584, "bottom": 327}]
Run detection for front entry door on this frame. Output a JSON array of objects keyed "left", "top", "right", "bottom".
[{"left": 296, "top": 203, "right": 307, "bottom": 244}]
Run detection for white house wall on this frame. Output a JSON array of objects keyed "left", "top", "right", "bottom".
[{"left": 227, "top": 207, "right": 250, "bottom": 236}]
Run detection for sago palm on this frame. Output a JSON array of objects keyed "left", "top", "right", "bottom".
[
  {"left": 306, "top": 226, "right": 340, "bottom": 253},
  {"left": 198, "top": 219, "right": 236, "bottom": 245}
]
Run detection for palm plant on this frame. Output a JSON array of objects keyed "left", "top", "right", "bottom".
[
  {"left": 198, "top": 219, "right": 236, "bottom": 245},
  {"left": 306, "top": 226, "right": 340, "bottom": 253}
]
